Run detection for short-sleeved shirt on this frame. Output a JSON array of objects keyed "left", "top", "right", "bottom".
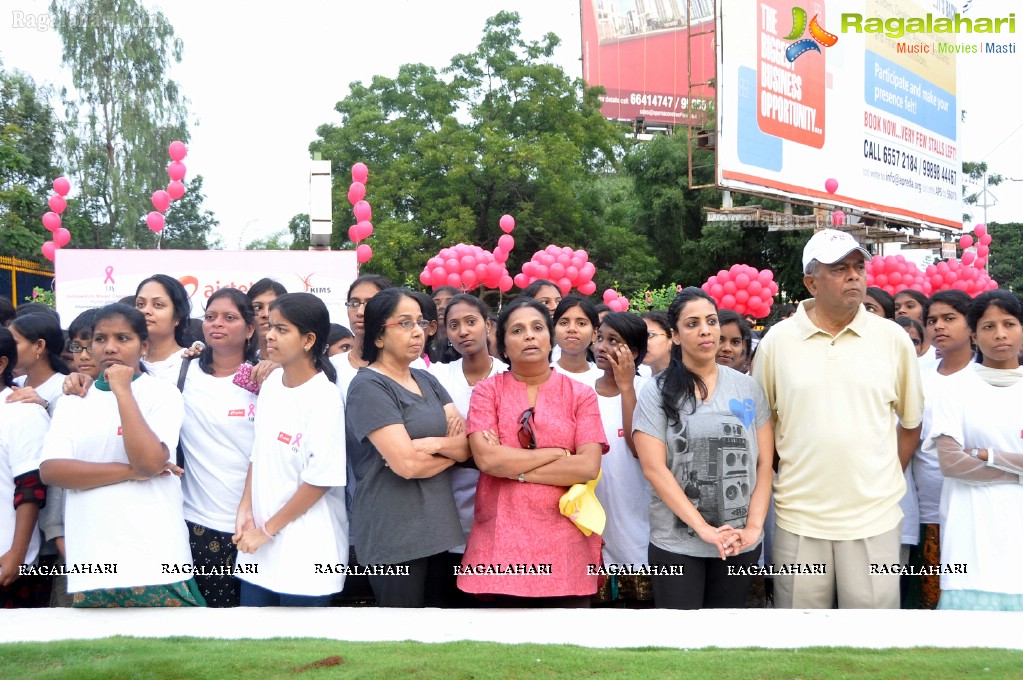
[
  {"left": 633, "top": 365, "right": 770, "bottom": 559},
  {"left": 346, "top": 367, "right": 464, "bottom": 565},
  {"left": 0, "top": 390, "right": 49, "bottom": 566},
  {"left": 752, "top": 300, "right": 924, "bottom": 541},
  {"left": 41, "top": 374, "right": 191, "bottom": 592},
  {"left": 459, "top": 369, "right": 609, "bottom": 597}
]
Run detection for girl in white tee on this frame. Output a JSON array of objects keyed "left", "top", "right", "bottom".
[{"left": 234, "top": 293, "right": 347, "bottom": 606}]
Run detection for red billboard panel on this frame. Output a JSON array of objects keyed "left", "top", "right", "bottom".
[{"left": 581, "top": 0, "right": 717, "bottom": 125}]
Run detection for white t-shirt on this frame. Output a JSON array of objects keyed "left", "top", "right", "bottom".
[
  {"left": 428, "top": 357, "right": 508, "bottom": 552},
  {"left": 13, "top": 372, "right": 64, "bottom": 417},
  {"left": 926, "top": 365, "right": 1023, "bottom": 595},
  {"left": 143, "top": 351, "right": 186, "bottom": 384},
  {"left": 556, "top": 361, "right": 603, "bottom": 390},
  {"left": 41, "top": 374, "right": 191, "bottom": 592},
  {"left": 594, "top": 375, "right": 651, "bottom": 567},
  {"left": 0, "top": 390, "right": 49, "bottom": 566},
  {"left": 236, "top": 370, "right": 349, "bottom": 597},
  {"left": 179, "top": 362, "right": 258, "bottom": 533},
  {"left": 913, "top": 363, "right": 970, "bottom": 524}
]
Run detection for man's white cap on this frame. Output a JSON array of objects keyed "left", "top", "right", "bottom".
[{"left": 802, "top": 229, "right": 871, "bottom": 274}]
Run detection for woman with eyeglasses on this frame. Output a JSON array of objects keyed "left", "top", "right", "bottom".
[
  {"left": 641, "top": 311, "right": 673, "bottom": 377},
  {"left": 246, "top": 278, "right": 287, "bottom": 360},
  {"left": 459, "top": 296, "right": 608, "bottom": 607},
  {"left": 330, "top": 275, "right": 397, "bottom": 403},
  {"left": 591, "top": 311, "right": 652, "bottom": 605},
  {"left": 345, "top": 288, "right": 468, "bottom": 607},
  {"left": 633, "top": 288, "right": 774, "bottom": 609}
]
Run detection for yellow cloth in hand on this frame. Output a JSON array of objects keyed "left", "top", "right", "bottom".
[{"left": 559, "top": 470, "right": 605, "bottom": 536}]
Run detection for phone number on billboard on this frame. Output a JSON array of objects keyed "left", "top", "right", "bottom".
[
  {"left": 864, "top": 140, "right": 957, "bottom": 186},
  {"left": 628, "top": 93, "right": 710, "bottom": 111}
]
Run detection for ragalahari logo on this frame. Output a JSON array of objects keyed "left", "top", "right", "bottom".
[{"left": 784, "top": 7, "right": 839, "bottom": 62}]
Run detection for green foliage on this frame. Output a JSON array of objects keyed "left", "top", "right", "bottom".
[
  {"left": 962, "top": 160, "right": 1003, "bottom": 223},
  {"left": 245, "top": 230, "right": 293, "bottom": 251},
  {"left": 987, "top": 222, "right": 1023, "bottom": 292},
  {"left": 25, "top": 286, "right": 56, "bottom": 307},
  {"left": 286, "top": 214, "right": 311, "bottom": 250},
  {"left": 310, "top": 11, "right": 635, "bottom": 291},
  {"left": 51, "top": 0, "right": 191, "bottom": 249},
  {"left": 0, "top": 67, "right": 59, "bottom": 263},
  {"left": 628, "top": 283, "right": 682, "bottom": 312},
  {"left": 154, "top": 175, "right": 221, "bottom": 250}
]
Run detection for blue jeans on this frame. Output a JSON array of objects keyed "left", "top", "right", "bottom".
[{"left": 240, "top": 581, "right": 333, "bottom": 607}]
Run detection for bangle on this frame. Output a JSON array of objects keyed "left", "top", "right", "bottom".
[
  {"left": 564, "top": 448, "right": 572, "bottom": 457},
  {"left": 260, "top": 523, "right": 275, "bottom": 540},
  {"left": 967, "top": 448, "right": 978, "bottom": 459}
]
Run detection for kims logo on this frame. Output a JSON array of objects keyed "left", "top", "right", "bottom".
[
  {"left": 297, "top": 273, "right": 331, "bottom": 294},
  {"left": 784, "top": 6, "right": 839, "bottom": 62}
]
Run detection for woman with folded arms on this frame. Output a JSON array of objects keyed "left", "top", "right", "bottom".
[
  {"left": 179, "top": 288, "right": 260, "bottom": 607},
  {"left": 459, "top": 296, "right": 608, "bottom": 607},
  {"left": 39, "top": 303, "right": 202, "bottom": 607},
  {"left": 926, "top": 290, "right": 1023, "bottom": 611},
  {"left": 233, "top": 293, "right": 347, "bottom": 607},
  {"left": 346, "top": 288, "right": 468, "bottom": 607}
]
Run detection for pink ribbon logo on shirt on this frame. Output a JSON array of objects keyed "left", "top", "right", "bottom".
[
  {"left": 248, "top": 404, "right": 256, "bottom": 419},
  {"left": 292, "top": 433, "right": 303, "bottom": 449}
]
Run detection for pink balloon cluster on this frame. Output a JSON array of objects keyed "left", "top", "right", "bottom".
[
  {"left": 865, "top": 254, "right": 932, "bottom": 296},
  {"left": 148, "top": 141, "right": 189, "bottom": 234},
  {"left": 514, "top": 245, "right": 597, "bottom": 296},
  {"left": 602, "top": 288, "right": 629, "bottom": 312},
  {"left": 347, "top": 163, "right": 373, "bottom": 264},
  {"left": 920, "top": 224, "right": 998, "bottom": 297},
  {"left": 701, "top": 264, "right": 779, "bottom": 318},
  {"left": 41, "top": 177, "right": 72, "bottom": 261},
  {"left": 420, "top": 243, "right": 514, "bottom": 292}
]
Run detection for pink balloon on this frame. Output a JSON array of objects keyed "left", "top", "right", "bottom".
[
  {"left": 831, "top": 210, "right": 845, "bottom": 227},
  {"left": 41, "top": 241, "right": 56, "bottom": 261},
  {"left": 534, "top": 265, "right": 548, "bottom": 279},
  {"left": 167, "top": 161, "right": 186, "bottom": 181},
  {"left": 498, "top": 234, "right": 514, "bottom": 251},
  {"left": 42, "top": 212, "right": 61, "bottom": 233},
  {"left": 980, "top": 233, "right": 993, "bottom": 246},
  {"left": 462, "top": 270, "right": 478, "bottom": 288},
  {"left": 735, "top": 273, "right": 751, "bottom": 288},
  {"left": 499, "top": 275, "right": 514, "bottom": 292},
  {"left": 758, "top": 269, "right": 774, "bottom": 283},
  {"left": 146, "top": 211, "right": 165, "bottom": 233},
  {"left": 603, "top": 289, "right": 618, "bottom": 304},
  {"left": 493, "top": 247, "right": 509, "bottom": 263},
  {"left": 446, "top": 258, "right": 460, "bottom": 272},
  {"left": 549, "top": 263, "right": 566, "bottom": 280},
  {"left": 977, "top": 245, "right": 989, "bottom": 258},
  {"left": 748, "top": 295, "right": 762, "bottom": 309},
  {"left": 721, "top": 294, "right": 736, "bottom": 309},
  {"left": 710, "top": 283, "right": 724, "bottom": 298},
  {"left": 565, "top": 266, "right": 579, "bottom": 283},
  {"left": 474, "top": 263, "right": 488, "bottom": 280},
  {"left": 747, "top": 280, "right": 763, "bottom": 296},
  {"left": 522, "top": 262, "right": 536, "bottom": 277},
  {"left": 514, "top": 273, "right": 530, "bottom": 288},
  {"left": 167, "top": 181, "right": 185, "bottom": 200},
  {"left": 723, "top": 281, "right": 737, "bottom": 295},
  {"left": 48, "top": 195, "right": 67, "bottom": 214},
  {"left": 460, "top": 256, "right": 476, "bottom": 272},
  {"left": 420, "top": 270, "right": 433, "bottom": 287},
  {"left": 348, "top": 225, "right": 361, "bottom": 243},
  {"left": 875, "top": 274, "right": 888, "bottom": 287},
  {"left": 52, "top": 177, "right": 71, "bottom": 196},
  {"left": 580, "top": 262, "right": 596, "bottom": 281},
  {"left": 357, "top": 220, "right": 374, "bottom": 240},
  {"left": 959, "top": 234, "right": 974, "bottom": 250},
  {"left": 432, "top": 267, "right": 447, "bottom": 282},
  {"left": 53, "top": 227, "right": 71, "bottom": 248},
  {"left": 152, "top": 190, "right": 171, "bottom": 213},
  {"left": 825, "top": 178, "right": 839, "bottom": 194},
  {"left": 962, "top": 251, "right": 976, "bottom": 265},
  {"left": 578, "top": 281, "right": 597, "bottom": 296},
  {"left": 975, "top": 257, "right": 987, "bottom": 269},
  {"left": 351, "top": 163, "right": 369, "bottom": 184},
  {"left": 356, "top": 244, "right": 373, "bottom": 264},
  {"left": 557, "top": 278, "right": 572, "bottom": 296},
  {"left": 349, "top": 181, "right": 366, "bottom": 204},
  {"left": 168, "top": 141, "right": 187, "bottom": 161},
  {"left": 974, "top": 223, "right": 987, "bottom": 236},
  {"left": 499, "top": 214, "right": 515, "bottom": 233},
  {"left": 735, "top": 289, "right": 750, "bottom": 304},
  {"left": 354, "top": 200, "right": 372, "bottom": 222}
]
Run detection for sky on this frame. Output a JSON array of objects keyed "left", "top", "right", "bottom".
[{"left": 1, "top": 0, "right": 1021, "bottom": 250}]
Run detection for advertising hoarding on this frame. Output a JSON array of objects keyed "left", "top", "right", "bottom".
[
  {"left": 716, "top": 0, "right": 965, "bottom": 229},
  {"left": 54, "top": 250, "right": 359, "bottom": 325},
  {"left": 581, "top": 0, "right": 717, "bottom": 124}
]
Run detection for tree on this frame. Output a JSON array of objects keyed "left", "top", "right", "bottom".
[
  {"left": 285, "top": 213, "right": 311, "bottom": 250},
  {"left": 310, "top": 12, "right": 645, "bottom": 290},
  {"left": 245, "top": 230, "right": 292, "bottom": 251},
  {"left": 51, "top": 0, "right": 191, "bottom": 249},
  {"left": 962, "top": 160, "right": 1004, "bottom": 224},
  {"left": 154, "top": 175, "right": 221, "bottom": 250},
  {"left": 987, "top": 222, "right": 1023, "bottom": 292},
  {"left": 0, "top": 65, "right": 60, "bottom": 264}
]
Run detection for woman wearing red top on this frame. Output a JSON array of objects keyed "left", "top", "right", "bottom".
[{"left": 460, "top": 297, "right": 608, "bottom": 606}]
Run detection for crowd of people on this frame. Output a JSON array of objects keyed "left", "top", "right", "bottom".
[{"left": 0, "top": 228, "right": 1020, "bottom": 611}]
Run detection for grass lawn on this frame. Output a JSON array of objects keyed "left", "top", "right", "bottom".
[{"left": 1, "top": 638, "right": 1021, "bottom": 679}]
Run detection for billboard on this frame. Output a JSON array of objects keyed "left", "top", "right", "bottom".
[
  {"left": 581, "top": 0, "right": 717, "bottom": 124},
  {"left": 717, "top": 0, "right": 964, "bottom": 229},
  {"left": 54, "top": 250, "right": 359, "bottom": 325}
]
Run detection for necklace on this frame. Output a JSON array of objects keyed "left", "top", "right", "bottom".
[{"left": 464, "top": 358, "right": 494, "bottom": 386}]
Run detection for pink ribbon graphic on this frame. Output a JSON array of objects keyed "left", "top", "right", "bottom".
[{"left": 103, "top": 266, "right": 115, "bottom": 284}]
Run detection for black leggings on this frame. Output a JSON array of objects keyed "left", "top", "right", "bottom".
[
  {"left": 648, "top": 542, "right": 762, "bottom": 610},
  {"left": 367, "top": 552, "right": 454, "bottom": 608}
]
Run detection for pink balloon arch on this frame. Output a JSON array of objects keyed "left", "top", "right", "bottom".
[{"left": 701, "top": 264, "right": 779, "bottom": 318}]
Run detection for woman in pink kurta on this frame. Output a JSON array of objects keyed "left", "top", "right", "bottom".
[{"left": 460, "top": 297, "right": 608, "bottom": 604}]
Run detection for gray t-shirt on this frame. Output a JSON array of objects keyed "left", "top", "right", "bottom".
[
  {"left": 346, "top": 367, "right": 464, "bottom": 565},
  {"left": 633, "top": 365, "right": 770, "bottom": 558}
]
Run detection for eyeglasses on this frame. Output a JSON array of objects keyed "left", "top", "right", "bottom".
[
  {"left": 381, "top": 319, "right": 431, "bottom": 331},
  {"left": 647, "top": 332, "right": 668, "bottom": 339},
  {"left": 68, "top": 342, "right": 93, "bottom": 355},
  {"left": 517, "top": 407, "right": 537, "bottom": 450},
  {"left": 344, "top": 300, "right": 368, "bottom": 309}
]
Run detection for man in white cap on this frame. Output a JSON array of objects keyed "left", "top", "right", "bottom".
[{"left": 752, "top": 229, "right": 923, "bottom": 609}]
